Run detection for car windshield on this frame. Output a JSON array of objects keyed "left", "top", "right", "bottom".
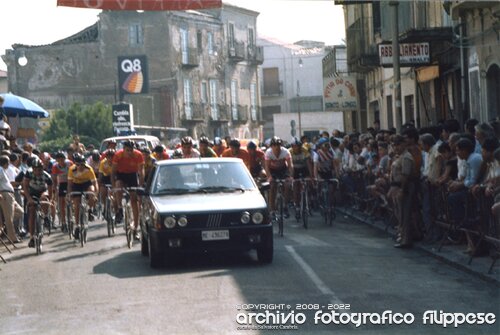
[{"left": 151, "top": 161, "right": 255, "bottom": 195}]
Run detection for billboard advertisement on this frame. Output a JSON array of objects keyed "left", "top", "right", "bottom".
[{"left": 118, "top": 55, "right": 149, "bottom": 97}]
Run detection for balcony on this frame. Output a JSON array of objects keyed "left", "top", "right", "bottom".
[
  {"left": 232, "top": 105, "right": 248, "bottom": 124},
  {"left": 228, "top": 40, "right": 245, "bottom": 62},
  {"left": 181, "top": 103, "right": 204, "bottom": 122},
  {"left": 181, "top": 47, "right": 199, "bottom": 68},
  {"left": 261, "top": 81, "right": 283, "bottom": 97},
  {"left": 247, "top": 45, "right": 264, "bottom": 65},
  {"left": 210, "top": 104, "right": 230, "bottom": 123},
  {"left": 346, "top": 17, "right": 379, "bottom": 73}
]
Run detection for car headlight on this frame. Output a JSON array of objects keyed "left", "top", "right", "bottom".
[
  {"left": 164, "top": 216, "right": 176, "bottom": 229},
  {"left": 178, "top": 216, "right": 188, "bottom": 227},
  {"left": 252, "top": 212, "right": 264, "bottom": 224},
  {"left": 241, "top": 211, "right": 251, "bottom": 224}
]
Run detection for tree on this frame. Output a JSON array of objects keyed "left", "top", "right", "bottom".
[{"left": 39, "top": 102, "right": 113, "bottom": 152}]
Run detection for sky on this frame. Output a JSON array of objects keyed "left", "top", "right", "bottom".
[{"left": 0, "top": 0, "right": 345, "bottom": 71}]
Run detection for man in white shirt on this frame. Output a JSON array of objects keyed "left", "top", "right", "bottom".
[{"left": 0, "top": 155, "right": 24, "bottom": 242}]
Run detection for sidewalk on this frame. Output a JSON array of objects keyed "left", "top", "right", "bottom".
[{"left": 337, "top": 206, "right": 500, "bottom": 287}]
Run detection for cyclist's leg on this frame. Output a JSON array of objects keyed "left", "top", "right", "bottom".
[
  {"left": 72, "top": 195, "right": 81, "bottom": 228},
  {"left": 114, "top": 179, "right": 125, "bottom": 222}
]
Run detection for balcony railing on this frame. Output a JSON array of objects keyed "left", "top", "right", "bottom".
[
  {"left": 261, "top": 81, "right": 283, "bottom": 97},
  {"left": 182, "top": 103, "right": 204, "bottom": 122},
  {"left": 247, "top": 45, "right": 264, "bottom": 65},
  {"left": 346, "top": 17, "right": 379, "bottom": 72},
  {"left": 181, "top": 47, "right": 199, "bottom": 67},
  {"left": 231, "top": 105, "right": 248, "bottom": 123},
  {"left": 228, "top": 40, "right": 245, "bottom": 62},
  {"left": 210, "top": 104, "right": 230, "bottom": 122}
]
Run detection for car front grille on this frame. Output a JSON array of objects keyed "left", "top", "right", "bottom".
[{"left": 206, "top": 213, "right": 223, "bottom": 228}]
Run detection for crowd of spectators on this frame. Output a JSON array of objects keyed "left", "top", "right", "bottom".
[{"left": 307, "top": 118, "right": 500, "bottom": 254}]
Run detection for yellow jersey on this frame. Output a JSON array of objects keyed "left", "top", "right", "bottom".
[
  {"left": 98, "top": 158, "right": 113, "bottom": 177},
  {"left": 68, "top": 164, "right": 97, "bottom": 184}
]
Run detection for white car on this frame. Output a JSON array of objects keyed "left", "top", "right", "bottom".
[{"left": 100, "top": 135, "right": 161, "bottom": 152}]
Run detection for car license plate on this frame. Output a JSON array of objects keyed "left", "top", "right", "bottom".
[{"left": 201, "top": 230, "right": 230, "bottom": 241}]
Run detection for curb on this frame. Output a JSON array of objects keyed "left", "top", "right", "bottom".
[{"left": 337, "top": 207, "right": 500, "bottom": 287}]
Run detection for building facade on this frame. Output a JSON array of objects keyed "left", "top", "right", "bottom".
[
  {"left": 2, "top": 4, "right": 264, "bottom": 143},
  {"left": 259, "top": 37, "right": 343, "bottom": 141},
  {"left": 339, "top": 0, "right": 499, "bottom": 131}
]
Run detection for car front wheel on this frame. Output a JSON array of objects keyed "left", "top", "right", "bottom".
[
  {"left": 148, "top": 233, "right": 161, "bottom": 268},
  {"left": 257, "top": 237, "right": 273, "bottom": 264}
]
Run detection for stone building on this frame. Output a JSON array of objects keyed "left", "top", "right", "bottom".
[
  {"left": 2, "top": 3, "right": 264, "bottom": 143},
  {"left": 338, "top": 0, "right": 499, "bottom": 131}
]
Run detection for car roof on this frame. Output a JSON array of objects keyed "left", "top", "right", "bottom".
[
  {"left": 102, "top": 135, "right": 160, "bottom": 142},
  {"left": 155, "top": 157, "right": 242, "bottom": 166}
]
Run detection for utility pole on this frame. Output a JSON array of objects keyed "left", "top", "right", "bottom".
[{"left": 390, "top": 1, "right": 402, "bottom": 130}]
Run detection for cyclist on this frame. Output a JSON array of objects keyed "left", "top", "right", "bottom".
[
  {"left": 179, "top": 136, "right": 200, "bottom": 158},
  {"left": 98, "top": 149, "right": 117, "bottom": 215},
  {"left": 247, "top": 140, "right": 266, "bottom": 180},
  {"left": 140, "top": 146, "right": 156, "bottom": 182},
  {"left": 313, "top": 137, "right": 337, "bottom": 209},
  {"left": 22, "top": 158, "right": 53, "bottom": 248},
  {"left": 289, "top": 137, "right": 313, "bottom": 217},
  {"left": 221, "top": 138, "right": 251, "bottom": 169},
  {"left": 111, "top": 140, "right": 145, "bottom": 239},
  {"left": 67, "top": 154, "right": 98, "bottom": 236},
  {"left": 86, "top": 150, "right": 101, "bottom": 177},
  {"left": 51, "top": 152, "right": 73, "bottom": 231},
  {"left": 152, "top": 144, "right": 169, "bottom": 161},
  {"left": 100, "top": 139, "right": 117, "bottom": 160},
  {"left": 199, "top": 136, "right": 217, "bottom": 157},
  {"left": 264, "top": 136, "right": 294, "bottom": 219},
  {"left": 213, "top": 137, "right": 226, "bottom": 156}
]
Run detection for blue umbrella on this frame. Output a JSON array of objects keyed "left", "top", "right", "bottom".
[{"left": 0, "top": 93, "right": 49, "bottom": 118}]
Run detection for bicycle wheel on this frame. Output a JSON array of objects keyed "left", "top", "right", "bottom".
[
  {"left": 124, "top": 204, "right": 133, "bottom": 248},
  {"left": 278, "top": 193, "right": 284, "bottom": 237},
  {"left": 35, "top": 213, "right": 43, "bottom": 255},
  {"left": 302, "top": 190, "right": 308, "bottom": 229},
  {"left": 79, "top": 205, "right": 87, "bottom": 247},
  {"left": 67, "top": 203, "right": 73, "bottom": 240},
  {"left": 322, "top": 186, "right": 329, "bottom": 226},
  {"left": 106, "top": 198, "right": 112, "bottom": 237}
]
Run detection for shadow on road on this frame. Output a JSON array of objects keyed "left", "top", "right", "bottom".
[{"left": 92, "top": 249, "right": 263, "bottom": 279}]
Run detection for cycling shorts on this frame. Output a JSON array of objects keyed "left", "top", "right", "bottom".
[
  {"left": 71, "top": 181, "right": 93, "bottom": 197},
  {"left": 116, "top": 172, "right": 139, "bottom": 188},
  {"left": 58, "top": 182, "right": 68, "bottom": 196}
]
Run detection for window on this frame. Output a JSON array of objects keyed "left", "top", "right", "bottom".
[
  {"left": 231, "top": 79, "right": 238, "bottom": 120},
  {"left": 248, "top": 27, "right": 255, "bottom": 48},
  {"left": 201, "top": 81, "right": 208, "bottom": 104},
  {"left": 228, "top": 23, "right": 235, "bottom": 49},
  {"left": 129, "top": 23, "right": 143, "bottom": 46},
  {"left": 184, "top": 79, "right": 192, "bottom": 119},
  {"left": 197, "top": 30, "right": 202, "bottom": 52},
  {"left": 180, "top": 28, "right": 188, "bottom": 64},
  {"left": 209, "top": 79, "right": 218, "bottom": 119},
  {"left": 250, "top": 83, "right": 257, "bottom": 120},
  {"left": 207, "top": 32, "right": 214, "bottom": 55},
  {"left": 263, "top": 68, "right": 280, "bottom": 95}
]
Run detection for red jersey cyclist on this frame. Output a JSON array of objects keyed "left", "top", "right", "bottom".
[{"left": 111, "top": 140, "right": 145, "bottom": 239}]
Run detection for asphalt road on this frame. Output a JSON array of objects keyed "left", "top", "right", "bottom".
[{"left": 0, "top": 212, "right": 498, "bottom": 335}]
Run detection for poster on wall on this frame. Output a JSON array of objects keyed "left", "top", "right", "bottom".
[{"left": 323, "top": 76, "right": 358, "bottom": 111}]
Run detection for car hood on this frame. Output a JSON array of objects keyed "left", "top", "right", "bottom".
[{"left": 150, "top": 190, "right": 267, "bottom": 213}]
